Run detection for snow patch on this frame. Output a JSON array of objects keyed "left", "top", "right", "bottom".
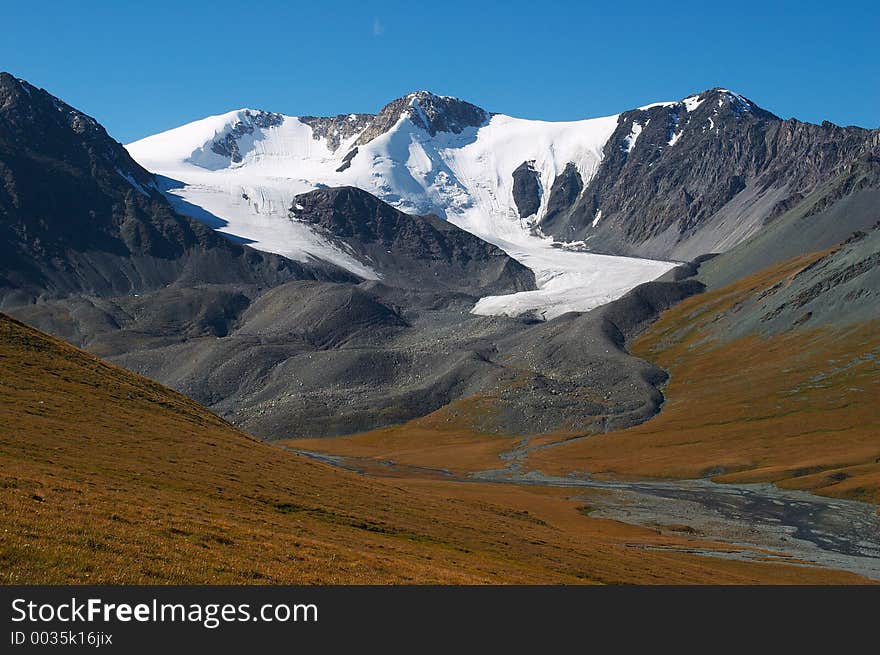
[
  {"left": 592, "top": 209, "right": 602, "bottom": 228},
  {"left": 117, "top": 169, "right": 150, "bottom": 197},
  {"left": 638, "top": 100, "right": 676, "bottom": 110},
  {"left": 623, "top": 121, "right": 646, "bottom": 153},
  {"left": 682, "top": 95, "right": 704, "bottom": 112}
]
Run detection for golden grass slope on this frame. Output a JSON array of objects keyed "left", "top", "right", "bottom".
[{"left": 1, "top": 313, "right": 866, "bottom": 584}]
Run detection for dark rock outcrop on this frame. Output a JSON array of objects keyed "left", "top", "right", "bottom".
[
  {"left": 290, "top": 186, "right": 536, "bottom": 295},
  {"left": 335, "top": 147, "right": 358, "bottom": 172},
  {"left": 511, "top": 161, "right": 541, "bottom": 218},
  {"left": 540, "top": 162, "right": 583, "bottom": 232},
  {"left": 210, "top": 110, "right": 283, "bottom": 162},
  {"left": 299, "top": 113, "right": 372, "bottom": 151}
]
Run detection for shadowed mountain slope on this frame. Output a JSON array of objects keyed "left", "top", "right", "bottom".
[
  {"left": 0, "top": 73, "right": 343, "bottom": 307},
  {"left": 540, "top": 89, "right": 879, "bottom": 260}
]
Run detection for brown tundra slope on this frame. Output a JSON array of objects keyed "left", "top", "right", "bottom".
[
  {"left": 0, "top": 313, "right": 866, "bottom": 584},
  {"left": 529, "top": 244, "right": 880, "bottom": 502}
]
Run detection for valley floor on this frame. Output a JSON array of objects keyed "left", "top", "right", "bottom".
[
  {"left": 286, "top": 252, "right": 880, "bottom": 582},
  {"left": 1, "top": 311, "right": 873, "bottom": 584}
]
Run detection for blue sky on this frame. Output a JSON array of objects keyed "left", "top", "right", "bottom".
[{"left": 3, "top": 0, "right": 877, "bottom": 142}]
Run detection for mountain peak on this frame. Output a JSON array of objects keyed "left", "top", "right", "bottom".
[
  {"left": 208, "top": 108, "right": 284, "bottom": 163},
  {"left": 635, "top": 87, "right": 778, "bottom": 121},
  {"left": 0, "top": 72, "right": 45, "bottom": 113},
  {"left": 357, "top": 90, "right": 489, "bottom": 145},
  {"left": 403, "top": 89, "right": 447, "bottom": 99},
  {"left": 0, "top": 71, "right": 111, "bottom": 142},
  {"left": 0, "top": 71, "right": 28, "bottom": 90},
  {"left": 689, "top": 87, "right": 779, "bottom": 119},
  {"left": 0, "top": 71, "right": 21, "bottom": 91},
  {"left": 399, "top": 90, "right": 489, "bottom": 133},
  {"left": 0, "top": 71, "right": 149, "bottom": 185}
]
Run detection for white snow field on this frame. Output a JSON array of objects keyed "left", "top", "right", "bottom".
[{"left": 127, "top": 95, "right": 679, "bottom": 319}]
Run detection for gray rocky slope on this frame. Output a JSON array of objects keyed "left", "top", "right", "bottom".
[
  {"left": 691, "top": 155, "right": 880, "bottom": 337},
  {"left": 710, "top": 223, "right": 880, "bottom": 338},
  {"left": 697, "top": 153, "right": 880, "bottom": 290},
  {"left": 528, "top": 89, "right": 878, "bottom": 260},
  {"left": 12, "top": 272, "right": 702, "bottom": 440}
]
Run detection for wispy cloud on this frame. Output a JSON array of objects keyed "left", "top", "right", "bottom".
[{"left": 372, "top": 18, "right": 384, "bottom": 36}]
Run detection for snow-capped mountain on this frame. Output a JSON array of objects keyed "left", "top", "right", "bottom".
[
  {"left": 127, "top": 91, "right": 675, "bottom": 319},
  {"left": 125, "top": 89, "right": 877, "bottom": 319},
  {"left": 540, "top": 90, "right": 877, "bottom": 260},
  {"left": 0, "top": 72, "right": 338, "bottom": 307},
  {"left": 127, "top": 90, "right": 618, "bottom": 241}
]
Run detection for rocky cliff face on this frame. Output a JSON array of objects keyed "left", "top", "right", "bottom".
[
  {"left": 537, "top": 89, "right": 878, "bottom": 260},
  {"left": 511, "top": 161, "right": 541, "bottom": 218},
  {"left": 291, "top": 186, "right": 536, "bottom": 294},
  {"left": 298, "top": 92, "right": 489, "bottom": 154},
  {"left": 0, "top": 73, "right": 344, "bottom": 306},
  {"left": 299, "top": 113, "right": 373, "bottom": 151},
  {"left": 210, "top": 110, "right": 284, "bottom": 162},
  {"left": 356, "top": 91, "right": 489, "bottom": 145}
]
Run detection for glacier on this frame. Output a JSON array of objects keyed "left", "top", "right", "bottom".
[{"left": 126, "top": 94, "right": 678, "bottom": 319}]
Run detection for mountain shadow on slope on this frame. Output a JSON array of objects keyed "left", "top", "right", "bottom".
[{"left": 0, "top": 72, "right": 352, "bottom": 307}]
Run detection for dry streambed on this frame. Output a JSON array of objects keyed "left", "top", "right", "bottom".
[
  {"left": 294, "top": 448, "right": 880, "bottom": 581},
  {"left": 474, "top": 469, "right": 880, "bottom": 580}
]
